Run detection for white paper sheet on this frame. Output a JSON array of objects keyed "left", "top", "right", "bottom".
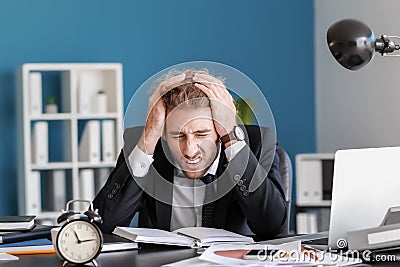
[
  {"left": 199, "top": 241, "right": 361, "bottom": 266},
  {"left": 0, "top": 253, "right": 19, "bottom": 261}
]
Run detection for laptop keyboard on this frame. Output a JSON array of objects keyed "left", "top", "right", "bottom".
[{"left": 302, "top": 237, "right": 329, "bottom": 246}]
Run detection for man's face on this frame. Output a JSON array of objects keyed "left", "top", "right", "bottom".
[{"left": 165, "top": 106, "right": 219, "bottom": 179}]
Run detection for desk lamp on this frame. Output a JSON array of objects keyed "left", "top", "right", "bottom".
[{"left": 327, "top": 19, "right": 400, "bottom": 70}]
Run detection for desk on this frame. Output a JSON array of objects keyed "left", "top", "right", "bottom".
[
  {"left": 2, "top": 235, "right": 399, "bottom": 267},
  {"left": 2, "top": 245, "right": 197, "bottom": 267}
]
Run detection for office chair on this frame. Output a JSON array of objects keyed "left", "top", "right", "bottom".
[{"left": 277, "top": 146, "right": 293, "bottom": 235}]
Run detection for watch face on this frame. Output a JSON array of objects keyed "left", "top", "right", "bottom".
[
  {"left": 234, "top": 126, "right": 245, "bottom": 141},
  {"left": 57, "top": 220, "right": 103, "bottom": 264}
]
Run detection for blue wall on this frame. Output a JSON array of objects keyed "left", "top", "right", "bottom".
[{"left": 0, "top": 0, "right": 315, "bottom": 215}]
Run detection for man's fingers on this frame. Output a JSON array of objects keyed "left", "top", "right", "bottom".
[
  {"left": 193, "top": 73, "right": 224, "bottom": 86},
  {"left": 194, "top": 83, "right": 218, "bottom": 100},
  {"left": 157, "top": 73, "right": 186, "bottom": 95}
]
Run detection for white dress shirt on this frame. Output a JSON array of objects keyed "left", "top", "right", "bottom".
[{"left": 128, "top": 140, "right": 246, "bottom": 230}]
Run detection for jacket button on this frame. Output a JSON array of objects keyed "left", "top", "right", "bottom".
[
  {"left": 237, "top": 180, "right": 244, "bottom": 186},
  {"left": 111, "top": 189, "right": 118, "bottom": 194},
  {"left": 233, "top": 174, "right": 240, "bottom": 181},
  {"left": 243, "top": 190, "right": 249, "bottom": 196},
  {"left": 239, "top": 185, "right": 246, "bottom": 192},
  {"left": 114, "top": 183, "right": 121, "bottom": 189},
  {"left": 107, "top": 193, "right": 114, "bottom": 199}
]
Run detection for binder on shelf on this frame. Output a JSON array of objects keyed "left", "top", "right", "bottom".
[
  {"left": 32, "top": 122, "right": 48, "bottom": 165},
  {"left": 26, "top": 171, "right": 41, "bottom": 215},
  {"left": 95, "top": 168, "right": 110, "bottom": 194},
  {"left": 79, "top": 169, "right": 95, "bottom": 209},
  {"left": 29, "top": 72, "right": 42, "bottom": 115},
  {"left": 296, "top": 212, "right": 318, "bottom": 234},
  {"left": 102, "top": 120, "right": 115, "bottom": 162},
  {"left": 45, "top": 170, "right": 66, "bottom": 212},
  {"left": 79, "top": 121, "right": 100, "bottom": 163}
]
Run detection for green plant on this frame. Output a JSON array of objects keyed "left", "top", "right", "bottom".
[{"left": 46, "top": 96, "right": 56, "bottom": 105}]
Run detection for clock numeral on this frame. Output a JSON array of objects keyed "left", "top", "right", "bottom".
[
  {"left": 77, "top": 224, "right": 82, "bottom": 229},
  {"left": 65, "top": 233, "right": 69, "bottom": 237}
]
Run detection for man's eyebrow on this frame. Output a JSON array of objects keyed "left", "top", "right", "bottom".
[{"left": 168, "top": 129, "right": 212, "bottom": 135}]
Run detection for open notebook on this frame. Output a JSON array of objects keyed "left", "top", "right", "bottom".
[{"left": 112, "top": 227, "right": 254, "bottom": 248}]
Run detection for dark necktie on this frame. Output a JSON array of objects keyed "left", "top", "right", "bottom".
[{"left": 201, "top": 174, "right": 216, "bottom": 227}]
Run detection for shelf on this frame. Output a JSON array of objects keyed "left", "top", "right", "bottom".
[
  {"left": 30, "top": 113, "right": 73, "bottom": 121},
  {"left": 30, "top": 112, "right": 120, "bottom": 121},
  {"left": 31, "top": 162, "right": 74, "bottom": 170},
  {"left": 17, "top": 63, "right": 124, "bottom": 223},
  {"left": 77, "top": 162, "right": 116, "bottom": 168},
  {"left": 76, "top": 113, "right": 119, "bottom": 120}
]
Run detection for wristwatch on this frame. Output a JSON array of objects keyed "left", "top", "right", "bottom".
[{"left": 220, "top": 126, "right": 245, "bottom": 145}]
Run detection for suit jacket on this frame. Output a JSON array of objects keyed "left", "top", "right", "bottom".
[{"left": 93, "top": 125, "right": 287, "bottom": 239}]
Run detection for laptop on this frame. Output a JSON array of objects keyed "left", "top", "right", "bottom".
[{"left": 326, "top": 146, "right": 400, "bottom": 249}]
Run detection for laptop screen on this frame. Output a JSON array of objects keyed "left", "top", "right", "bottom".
[{"left": 328, "top": 146, "right": 400, "bottom": 249}]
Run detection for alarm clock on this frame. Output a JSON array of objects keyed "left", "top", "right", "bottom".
[{"left": 52, "top": 200, "right": 103, "bottom": 267}]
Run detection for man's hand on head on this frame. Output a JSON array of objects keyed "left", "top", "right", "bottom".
[
  {"left": 192, "top": 73, "right": 237, "bottom": 144},
  {"left": 138, "top": 73, "right": 186, "bottom": 154}
]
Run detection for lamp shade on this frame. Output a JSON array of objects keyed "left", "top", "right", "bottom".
[{"left": 327, "top": 19, "right": 375, "bottom": 70}]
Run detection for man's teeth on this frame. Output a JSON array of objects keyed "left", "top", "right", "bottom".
[{"left": 187, "top": 158, "right": 200, "bottom": 164}]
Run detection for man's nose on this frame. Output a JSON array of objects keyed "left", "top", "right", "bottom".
[{"left": 182, "top": 136, "right": 200, "bottom": 159}]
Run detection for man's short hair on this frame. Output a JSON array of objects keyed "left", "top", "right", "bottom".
[{"left": 160, "top": 70, "right": 222, "bottom": 111}]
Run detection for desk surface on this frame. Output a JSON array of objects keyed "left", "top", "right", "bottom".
[{"left": 2, "top": 235, "right": 399, "bottom": 267}]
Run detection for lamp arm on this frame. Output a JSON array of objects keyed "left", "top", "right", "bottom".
[{"left": 375, "top": 35, "right": 400, "bottom": 56}]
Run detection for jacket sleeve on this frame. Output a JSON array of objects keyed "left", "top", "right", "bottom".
[
  {"left": 222, "top": 127, "right": 287, "bottom": 239},
  {"left": 92, "top": 149, "right": 144, "bottom": 233},
  {"left": 93, "top": 127, "right": 146, "bottom": 233}
]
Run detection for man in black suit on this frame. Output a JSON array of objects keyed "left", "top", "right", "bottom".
[{"left": 93, "top": 70, "right": 287, "bottom": 239}]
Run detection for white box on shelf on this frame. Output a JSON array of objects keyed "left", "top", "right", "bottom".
[
  {"left": 296, "top": 153, "right": 334, "bottom": 206},
  {"left": 29, "top": 72, "right": 42, "bottom": 115},
  {"left": 102, "top": 120, "right": 115, "bottom": 162},
  {"left": 78, "top": 70, "right": 103, "bottom": 114},
  {"left": 32, "top": 122, "right": 48, "bottom": 164},
  {"left": 26, "top": 171, "right": 41, "bottom": 215},
  {"left": 79, "top": 169, "right": 95, "bottom": 210},
  {"left": 79, "top": 121, "right": 100, "bottom": 163},
  {"left": 96, "top": 92, "right": 108, "bottom": 113},
  {"left": 45, "top": 170, "right": 66, "bottom": 212}
]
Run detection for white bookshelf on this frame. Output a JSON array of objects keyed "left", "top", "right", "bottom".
[
  {"left": 295, "top": 153, "right": 335, "bottom": 234},
  {"left": 16, "top": 63, "right": 123, "bottom": 223}
]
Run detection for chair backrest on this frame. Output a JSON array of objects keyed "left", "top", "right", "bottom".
[{"left": 276, "top": 146, "right": 293, "bottom": 235}]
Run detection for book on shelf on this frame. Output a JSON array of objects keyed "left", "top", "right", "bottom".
[
  {"left": 29, "top": 72, "right": 42, "bottom": 115},
  {"left": 0, "top": 225, "right": 54, "bottom": 244},
  {"left": 101, "top": 120, "right": 116, "bottom": 162},
  {"left": 45, "top": 170, "right": 66, "bottom": 212},
  {"left": 112, "top": 227, "right": 254, "bottom": 248},
  {"left": 32, "top": 121, "right": 48, "bottom": 164},
  {"left": 26, "top": 171, "right": 41, "bottom": 215},
  {"left": 79, "top": 120, "right": 100, "bottom": 162},
  {"left": 79, "top": 169, "right": 95, "bottom": 210},
  {"left": 0, "top": 216, "right": 35, "bottom": 231},
  {"left": 0, "top": 238, "right": 54, "bottom": 255}
]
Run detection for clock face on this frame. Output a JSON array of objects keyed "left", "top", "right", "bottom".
[{"left": 57, "top": 220, "right": 103, "bottom": 264}]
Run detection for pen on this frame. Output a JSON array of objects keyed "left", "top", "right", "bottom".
[{"left": 6, "top": 249, "right": 56, "bottom": 255}]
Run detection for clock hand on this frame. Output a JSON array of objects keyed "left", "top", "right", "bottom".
[
  {"left": 80, "top": 239, "right": 97, "bottom": 243},
  {"left": 73, "top": 230, "right": 83, "bottom": 243}
]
